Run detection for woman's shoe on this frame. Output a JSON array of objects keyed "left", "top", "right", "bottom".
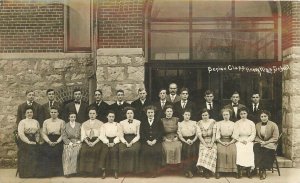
[
  {"left": 114, "top": 171, "right": 118, "bottom": 179},
  {"left": 261, "top": 170, "right": 266, "bottom": 180},
  {"left": 102, "top": 171, "right": 106, "bottom": 179},
  {"left": 237, "top": 166, "right": 242, "bottom": 179},
  {"left": 247, "top": 168, "right": 252, "bottom": 179},
  {"left": 184, "top": 171, "right": 193, "bottom": 178},
  {"left": 215, "top": 172, "right": 220, "bottom": 179}
]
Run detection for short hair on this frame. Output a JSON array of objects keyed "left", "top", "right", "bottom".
[
  {"left": 232, "top": 91, "right": 240, "bottom": 96},
  {"left": 50, "top": 105, "right": 59, "bottom": 111},
  {"left": 260, "top": 110, "right": 271, "bottom": 118},
  {"left": 144, "top": 105, "right": 157, "bottom": 113},
  {"left": 169, "top": 83, "right": 177, "bottom": 88},
  {"left": 46, "top": 89, "right": 54, "bottom": 94},
  {"left": 25, "top": 90, "right": 34, "bottom": 95},
  {"left": 221, "top": 108, "right": 232, "bottom": 117},
  {"left": 88, "top": 107, "right": 97, "bottom": 113},
  {"left": 137, "top": 88, "right": 146, "bottom": 93},
  {"left": 239, "top": 107, "right": 249, "bottom": 114},
  {"left": 73, "top": 88, "right": 81, "bottom": 94},
  {"left": 180, "top": 87, "right": 189, "bottom": 94},
  {"left": 205, "top": 90, "right": 214, "bottom": 96},
  {"left": 252, "top": 93, "right": 260, "bottom": 96},
  {"left": 94, "top": 89, "right": 103, "bottom": 95},
  {"left": 158, "top": 88, "right": 167, "bottom": 93},
  {"left": 163, "top": 105, "right": 173, "bottom": 113},
  {"left": 116, "top": 89, "right": 124, "bottom": 94},
  {"left": 24, "top": 106, "right": 34, "bottom": 114}
]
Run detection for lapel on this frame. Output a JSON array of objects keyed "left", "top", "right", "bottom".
[{"left": 70, "top": 102, "right": 78, "bottom": 114}]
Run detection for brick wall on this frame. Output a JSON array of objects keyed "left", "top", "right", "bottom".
[
  {"left": 0, "top": 0, "right": 64, "bottom": 53},
  {"left": 281, "top": 1, "right": 293, "bottom": 51},
  {"left": 98, "top": 0, "right": 145, "bottom": 49}
]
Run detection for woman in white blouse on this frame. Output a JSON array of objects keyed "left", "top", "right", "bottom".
[
  {"left": 78, "top": 108, "right": 104, "bottom": 176},
  {"left": 39, "top": 106, "right": 65, "bottom": 177},
  {"left": 233, "top": 107, "right": 256, "bottom": 179},
  {"left": 17, "top": 106, "right": 40, "bottom": 178},
  {"left": 99, "top": 111, "right": 121, "bottom": 179},
  {"left": 118, "top": 107, "right": 141, "bottom": 174}
]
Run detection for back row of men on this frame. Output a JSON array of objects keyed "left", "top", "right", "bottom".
[{"left": 16, "top": 83, "right": 266, "bottom": 126}]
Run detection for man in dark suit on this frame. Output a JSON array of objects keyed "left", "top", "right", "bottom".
[
  {"left": 166, "top": 83, "right": 181, "bottom": 103},
  {"left": 110, "top": 89, "right": 130, "bottom": 122},
  {"left": 16, "top": 90, "right": 44, "bottom": 126},
  {"left": 42, "top": 89, "right": 63, "bottom": 122},
  {"left": 173, "top": 88, "right": 197, "bottom": 121},
  {"left": 223, "top": 91, "right": 246, "bottom": 122},
  {"left": 89, "top": 89, "right": 110, "bottom": 122},
  {"left": 63, "top": 88, "right": 89, "bottom": 124},
  {"left": 248, "top": 93, "right": 265, "bottom": 124},
  {"left": 131, "top": 88, "right": 152, "bottom": 121},
  {"left": 153, "top": 88, "right": 173, "bottom": 119},
  {"left": 198, "top": 90, "right": 221, "bottom": 121}
]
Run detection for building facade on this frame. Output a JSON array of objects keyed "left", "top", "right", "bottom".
[{"left": 0, "top": 0, "right": 299, "bottom": 167}]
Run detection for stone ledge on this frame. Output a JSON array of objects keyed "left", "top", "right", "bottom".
[
  {"left": 277, "top": 156, "right": 293, "bottom": 168},
  {"left": 0, "top": 53, "right": 92, "bottom": 59},
  {"left": 283, "top": 47, "right": 300, "bottom": 61},
  {"left": 97, "top": 48, "right": 143, "bottom": 56}
]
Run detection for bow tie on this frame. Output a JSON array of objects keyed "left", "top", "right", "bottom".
[
  {"left": 261, "top": 122, "right": 268, "bottom": 126},
  {"left": 128, "top": 119, "right": 133, "bottom": 123},
  {"left": 74, "top": 101, "right": 80, "bottom": 104},
  {"left": 232, "top": 104, "right": 238, "bottom": 107},
  {"left": 27, "top": 102, "right": 33, "bottom": 106}
]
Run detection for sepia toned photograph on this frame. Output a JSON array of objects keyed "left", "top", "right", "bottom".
[{"left": 0, "top": 0, "right": 299, "bottom": 182}]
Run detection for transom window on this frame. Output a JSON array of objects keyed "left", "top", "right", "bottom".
[{"left": 149, "top": 0, "right": 277, "bottom": 61}]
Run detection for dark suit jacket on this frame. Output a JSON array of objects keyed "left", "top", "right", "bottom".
[
  {"left": 16, "top": 101, "right": 44, "bottom": 126},
  {"left": 153, "top": 100, "right": 173, "bottom": 120},
  {"left": 42, "top": 101, "right": 63, "bottom": 122},
  {"left": 173, "top": 100, "right": 197, "bottom": 121},
  {"left": 255, "top": 121, "right": 279, "bottom": 149},
  {"left": 247, "top": 103, "right": 266, "bottom": 124},
  {"left": 109, "top": 102, "right": 131, "bottom": 122},
  {"left": 140, "top": 117, "right": 164, "bottom": 144},
  {"left": 130, "top": 98, "right": 152, "bottom": 121},
  {"left": 89, "top": 101, "right": 110, "bottom": 122},
  {"left": 166, "top": 94, "right": 181, "bottom": 103},
  {"left": 198, "top": 101, "right": 221, "bottom": 121},
  {"left": 64, "top": 101, "right": 89, "bottom": 124},
  {"left": 223, "top": 103, "right": 246, "bottom": 122}
]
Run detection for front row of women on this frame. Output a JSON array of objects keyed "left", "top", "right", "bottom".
[{"left": 17, "top": 105, "right": 279, "bottom": 180}]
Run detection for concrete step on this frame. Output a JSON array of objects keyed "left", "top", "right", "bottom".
[{"left": 276, "top": 156, "right": 293, "bottom": 168}]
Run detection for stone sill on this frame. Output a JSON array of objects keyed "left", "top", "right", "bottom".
[
  {"left": 277, "top": 156, "right": 293, "bottom": 168},
  {"left": 0, "top": 53, "right": 92, "bottom": 59}
]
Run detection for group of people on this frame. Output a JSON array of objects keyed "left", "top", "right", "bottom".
[{"left": 16, "top": 83, "right": 280, "bottom": 180}]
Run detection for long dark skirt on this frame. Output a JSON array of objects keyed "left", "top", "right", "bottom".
[
  {"left": 18, "top": 134, "right": 39, "bottom": 178},
  {"left": 119, "top": 134, "right": 141, "bottom": 173},
  {"left": 99, "top": 137, "right": 119, "bottom": 171},
  {"left": 38, "top": 134, "right": 63, "bottom": 177},
  {"left": 216, "top": 138, "right": 237, "bottom": 173},
  {"left": 78, "top": 137, "right": 103, "bottom": 175},
  {"left": 181, "top": 136, "right": 199, "bottom": 172},
  {"left": 254, "top": 143, "right": 275, "bottom": 169},
  {"left": 139, "top": 142, "right": 162, "bottom": 173}
]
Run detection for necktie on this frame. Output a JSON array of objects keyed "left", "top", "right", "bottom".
[
  {"left": 161, "top": 101, "right": 165, "bottom": 109},
  {"left": 233, "top": 104, "right": 238, "bottom": 107},
  {"left": 182, "top": 101, "right": 186, "bottom": 109},
  {"left": 254, "top": 104, "right": 257, "bottom": 112},
  {"left": 128, "top": 119, "right": 133, "bottom": 124},
  {"left": 74, "top": 101, "right": 80, "bottom": 104},
  {"left": 208, "top": 103, "right": 212, "bottom": 110}
]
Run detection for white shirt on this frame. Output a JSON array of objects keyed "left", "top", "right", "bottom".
[
  {"left": 181, "top": 100, "right": 187, "bottom": 108},
  {"left": 253, "top": 103, "right": 259, "bottom": 111},
  {"left": 232, "top": 103, "right": 238, "bottom": 117},
  {"left": 161, "top": 100, "right": 166, "bottom": 108},
  {"left": 206, "top": 102, "right": 213, "bottom": 110},
  {"left": 148, "top": 118, "right": 154, "bottom": 126}
]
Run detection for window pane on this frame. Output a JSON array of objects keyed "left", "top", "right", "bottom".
[
  {"left": 193, "top": 21, "right": 232, "bottom": 30},
  {"left": 235, "top": 1, "right": 273, "bottom": 17},
  {"left": 151, "top": 22, "right": 189, "bottom": 31},
  {"left": 151, "top": 32, "right": 189, "bottom": 60},
  {"left": 67, "top": 0, "right": 91, "bottom": 51},
  {"left": 193, "top": 32, "right": 232, "bottom": 59},
  {"left": 193, "top": 1, "right": 232, "bottom": 18},
  {"left": 151, "top": 0, "right": 189, "bottom": 19},
  {"left": 223, "top": 73, "right": 241, "bottom": 99},
  {"left": 235, "top": 32, "right": 275, "bottom": 59},
  {"left": 251, "top": 74, "right": 273, "bottom": 99}
]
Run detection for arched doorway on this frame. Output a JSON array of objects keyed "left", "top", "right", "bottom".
[{"left": 145, "top": 0, "right": 282, "bottom": 153}]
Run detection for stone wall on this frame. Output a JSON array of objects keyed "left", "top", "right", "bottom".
[
  {"left": 0, "top": 53, "right": 92, "bottom": 167},
  {"left": 282, "top": 47, "right": 300, "bottom": 167},
  {"left": 96, "top": 48, "right": 145, "bottom": 102}
]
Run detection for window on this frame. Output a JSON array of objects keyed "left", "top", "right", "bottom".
[
  {"left": 65, "top": 0, "right": 91, "bottom": 52},
  {"left": 149, "top": 0, "right": 277, "bottom": 61}
]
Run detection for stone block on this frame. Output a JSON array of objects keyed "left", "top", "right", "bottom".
[
  {"left": 283, "top": 113, "right": 293, "bottom": 128},
  {"left": 50, "top": 83, "right": 64, "bottom": 88},
  {"left": 46, "top": 74, "right": 62, "bottom": 82},
  {"left": 12, "top": 60, "right": 30, "bottom": 71},
  {"left": 107, "top": 67, "right": 125, "bottom": 81},
  {"left": 294, "top": 113, "right": 300, "bottom": 129},
  {"left": 0, "top": 60, "right": 8, "bottom": 69},
  {"left": 134, "top": 57, "right": 145, "bottom": 65},
  {"left": 120, "top": 56, "right": 132, "bottom": 64},
  {"left": 33, "top": 81, "right": 48, "bottom": 89},
  {"left": 282, "top": 96, "right": 289, "bottom": 110},
  {"left": 96, "top": 67, "right": 106, "bottom": 81},
  {"left": 290, "top": 96, "right": 300, "bottom": 112},
  {"left": 115, "top": 84, "right": 134, "bottom": 100},
  {"left": 96, "top": 84, "right": 112, "bottom": 99},
  {"left": 71, "top": 73, "right": 86, "bottom": 81},
  {"left": 289, "top": 60, "right": 300, "bottom": 79},
  {"left": 127, "top": 66, "right": 144, "bottom": 81},
  {"left": 98, "top": 56, "right": 118, "bottom": 65}
]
